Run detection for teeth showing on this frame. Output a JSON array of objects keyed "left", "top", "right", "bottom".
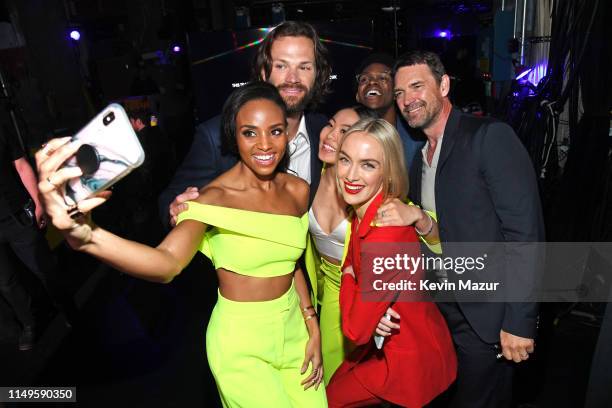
[
  {"left": 322, "top": 143, "right": 336, "bottom": 152},
  {"left": 345, "top": 184, "right": 363, "bottom": 191},
  {"left": 366, "top": 89, "right": 382, "bottom": 96},
  {"left": 254, "top": 154, "right": 274, "bottom": 161},
  {"left": 408, "top": 105, "right": 423, "bottom": 113}
]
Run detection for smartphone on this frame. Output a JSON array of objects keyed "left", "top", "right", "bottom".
[
  {"left": 60, "top": 103, "right": 145, "bottom": 205},
  {"left": 374, "top": 313, "right": 392, "bottom": 349}
]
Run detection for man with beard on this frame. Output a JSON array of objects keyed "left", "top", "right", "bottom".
[
  {"left": 159, "top": 21, "right": 331, "bottom": 227},
  {"left": 390, "top": 50, "right": 544, "bottom": 407},
  {"left": 354, "top": 53, "right": 423, "bottom": 168}
]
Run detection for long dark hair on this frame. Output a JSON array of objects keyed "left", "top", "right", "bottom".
[
  {"left": 251, "top": 21, "right": 332, "bottom": 110},
  {"left": 220, "top": 82, "right": 287, "bottom": 157}
]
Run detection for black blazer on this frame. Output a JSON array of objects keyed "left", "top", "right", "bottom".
[
  {"left": 159, "top": 112, "right": 326, "bottom": 226},
  {"left": 410, "top": 108, "right": 544, "bottom": 343}
]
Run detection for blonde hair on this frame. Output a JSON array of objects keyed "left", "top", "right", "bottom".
[{"left": 336, "top": 118, "right": 409, "bottom": 201}]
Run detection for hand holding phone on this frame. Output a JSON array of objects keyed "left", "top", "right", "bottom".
[
  {"left": 374, "top": 313, "right": 392, "bottom": 349},
  {"left": 60, "top": 104, "right": 145, "bottom": 205}
]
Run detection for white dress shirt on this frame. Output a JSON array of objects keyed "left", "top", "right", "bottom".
[{"left": 286, "top": 115, "right": 311, "bottom": 184}]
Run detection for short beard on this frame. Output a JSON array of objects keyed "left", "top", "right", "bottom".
[{"left": 284, "top": 91, "right": 313, "bottom": 115}]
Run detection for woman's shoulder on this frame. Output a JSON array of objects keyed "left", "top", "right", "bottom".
[
  {"left": 367, "top": 224, "right": 418, "bottom": 242},
  {"left": 195, "top": 185, "right": 226, "bottom": 206},
  {"left": 277, "top": 172, "right": 309, "bottom": 212}
]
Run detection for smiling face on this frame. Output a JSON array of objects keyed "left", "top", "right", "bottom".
[
  {"left": 336, "top": 131, "right": 385, "bottom": 218},
  {"left": 394, "top": 63, "right": 449, "bottom": 130},
  {"left": 318, "top": 108, "right": 360, "bottom": 165},
  {"left": 264, "top": 36, "right": 317, "bottom": 114},
  {"left": 236, "top": 98, "right": 288, "bottom": 178},
  {"left": 355, "top": 63, "right": 394, "bottom": 113}
]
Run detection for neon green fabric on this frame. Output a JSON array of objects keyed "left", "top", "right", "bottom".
[
  {"left": 177, "top": 202, "right": 308, "bottom": 277},
  {"left": 207, "top": 284, "right": 328, "bottom": 407},
  {"left": 304, "top": 217, "right": 352, "bottom": 384},
  {"left": 318, "top": 257, "right": 355, "bottom": 385}
]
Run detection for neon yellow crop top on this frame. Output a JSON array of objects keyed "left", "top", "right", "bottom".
[{"left": 176, "top": 202, "right": 308, "bottom": 277}]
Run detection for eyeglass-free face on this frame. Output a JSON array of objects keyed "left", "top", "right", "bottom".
[
  {"left": 236, "top": 98, "right": 288, "bottom": 179},
  {"left": 355, "top": 63, "right": 395, "bottom": 112},
  {"left": 337, "top": 131, "right": 385, "bottom": 219},
  {"left": 318, "top": 108, "right": 360, "bottom": 165},
  {"left": 264, "top": 36, "right": 317, "bottom": 114}
]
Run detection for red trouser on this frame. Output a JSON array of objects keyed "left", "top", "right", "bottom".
[{"left": 326, "top": 369, "right": 385, "bottom": 407}]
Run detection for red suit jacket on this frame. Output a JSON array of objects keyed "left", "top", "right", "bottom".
[{"left": 334, "top": 193, "right": 457, "bottom": 407}]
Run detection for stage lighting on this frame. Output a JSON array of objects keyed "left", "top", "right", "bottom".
[
  {"left": 172, "top": 45, "right": 181, "bottom": 53},
  {"left": 516, "top": 67, "right": 533, "bottom": 81},
  {"left": 69, "top": 30, "right": 81, "bottom": 41},
  {"left": 436, "top": 30, "right": 451, "bottom": 39}
]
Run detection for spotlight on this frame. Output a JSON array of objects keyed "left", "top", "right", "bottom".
[
  {"left": 172, "top": 45, "right": 181, "bottom": 53},
  {"left": 69, "top": 30, "right": 81, "bottom": 41},
  {"left": 436, "top": 30, "right": 451, "bottom": 39}
]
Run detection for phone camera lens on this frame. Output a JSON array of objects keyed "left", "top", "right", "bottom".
[{"left": 103, "top": 112, "right": 115, "bottom": 126}]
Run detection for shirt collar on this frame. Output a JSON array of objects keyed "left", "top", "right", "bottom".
[
  {"left": 292, "top": 115, "right": 309, "bottom": 146},
  {"left": 421, "top": 134, "right": 444, "bottom": 165}
]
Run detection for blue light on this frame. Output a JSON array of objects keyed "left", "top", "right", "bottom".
[
  {"left": 172, "top": 45, "right": 181, "bottom": 53},
  {"left": 69, "top": 30, "right": 81, "bottom": 41},
  {"left": 436, "top": 30, "right": 451, "bottom": 39},
  {"left": 526, "top": 63, "right": 548, "bottom": 86},
  {"left": 516, "top": 67, "right": 533, "bottom": 81},
  {"left": 515, "top": 63, "right": 548, "bottom": 85}
]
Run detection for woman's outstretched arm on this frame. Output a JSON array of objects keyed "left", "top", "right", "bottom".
[{"left": 36, "top": 137, "right": 207, "bottom": 283}]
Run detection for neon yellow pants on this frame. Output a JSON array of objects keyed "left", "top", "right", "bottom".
[
  {"left": 319, "top": 257, "right": 354, "bottom": 384},
  {"left": 206, "top": 284, "right": 328, "bottom": 408}
]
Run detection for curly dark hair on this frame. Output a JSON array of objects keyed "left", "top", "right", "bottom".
[
  {"left": 394, "top": 50, "right": 446, "bottom": 85},
  {"left": 220, "top": 82, "right": 287, "bottom": 159},
  {"left": 251, "top": 21, "right": 332, "bottom": 110}
]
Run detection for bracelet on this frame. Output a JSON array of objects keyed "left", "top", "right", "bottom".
[
  {"left": 415, "top": 211, "right": 434, "bottom": 236},
  {"left": 304, "top": 313, "right": 317, "bottom": 322},
  {"left": 302, "top": 305, "right": 315, "bottom": 313}
]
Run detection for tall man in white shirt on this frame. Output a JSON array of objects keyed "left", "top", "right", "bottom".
[{"left": 159, "top": 21, "right": 331, "bottom": 226}]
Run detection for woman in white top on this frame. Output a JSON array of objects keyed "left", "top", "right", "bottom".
[{"left": 308, "top": 106, "right": 378, "bottom": 383}]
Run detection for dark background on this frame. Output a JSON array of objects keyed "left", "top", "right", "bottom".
[{"left": 0, "top": 1, "right": 611, "bottom": 407}]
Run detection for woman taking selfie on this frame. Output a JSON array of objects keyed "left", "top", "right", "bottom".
[
  {"left": 36, "top": 82, "right": 327, "bottom": 408},
  {"left": 325, "top": 118, "right": 457, "bottom": 407}
]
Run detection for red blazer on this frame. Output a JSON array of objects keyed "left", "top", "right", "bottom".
[{"left": 333, "top": 193, "right": 457, "bottom": 407}]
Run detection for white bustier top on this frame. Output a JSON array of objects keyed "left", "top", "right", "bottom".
[{"left": 308, "top": 207, "right": 348, "bottom": 261}]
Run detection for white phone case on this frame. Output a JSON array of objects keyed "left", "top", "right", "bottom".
[
  {"left": 61, "top": 103, "right": 145, "bottom": 205},
  {"left": 374, "top": 313, "right": 392, "bottom": 349}
]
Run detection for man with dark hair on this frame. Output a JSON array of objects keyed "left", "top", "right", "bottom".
[
  {"left": 354, "top": 53, "right": 423, "bottom": 168},
  {"left": 159, "top": 21, "right": 330, "bottom": 227},
  {"left": 390, "top": 50, "right": 544, "bottom": 407}
]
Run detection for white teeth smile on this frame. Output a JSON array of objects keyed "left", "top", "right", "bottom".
[
  {"left": 409, "top": 106, "right": 423, "bottom": 113},
  {"left": 254, "top": 154, "right": 274, "bottom": 160},
  {"left": 366, "top": 89, "right": 382, "bottom": 96},
  {"left": 345, "top": 184, "right": 363, "bottom": 191},
  {"left": 322, "top": 143, "right": 336, "bottom": 152}
]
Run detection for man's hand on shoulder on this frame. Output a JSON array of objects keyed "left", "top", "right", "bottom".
[{"left": 169, "top": 187, "right": 199, "bottom": 227}]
